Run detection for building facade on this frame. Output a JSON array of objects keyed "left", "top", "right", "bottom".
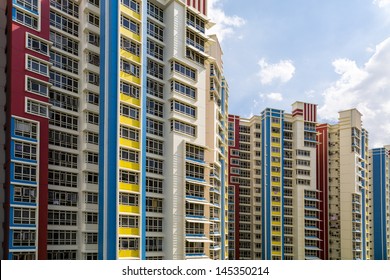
[
  {"left": 369, "top": 145, "right": 390, "bottom": 260},
  {"left": 2, "top": 0, "right": 228, "bottom": 260}
]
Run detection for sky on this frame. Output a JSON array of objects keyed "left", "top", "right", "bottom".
[{"left": 207, "top": 0, "right": 390, "bottom": 147}]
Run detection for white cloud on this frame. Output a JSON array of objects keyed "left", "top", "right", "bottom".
[
  {"left": 258, "top": 58, "right": 295, "bottom": 85},
  {"left": 318, "top": 37, "right": 390, "bottom": 147},
  {"left": 260, "top": 92, "right": 284, "bottom": 102},
  {"left": 373, "top": 0, "right": 390, "bottom": 8},
  {"left": 207, "top": 0, "right": 246, "bottom": 42}
]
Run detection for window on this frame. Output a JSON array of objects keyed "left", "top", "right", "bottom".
[
  {"left": 186, "top": 144, "right": 204, "bottom": 161},
  {"left": 48, "top": 170, "right": 78, "bottom": 188},
  {"left": 48, "top": 230, "right": 77, "bottom": 245},
  {"left": 147, "top": 39, "right": 163, "bottom": 61},
  {"left": 119, "top": 170, "right": 139, "bottom": 184},
  {"left": 87, "top": 31, "right": 100, "bottom": 47},
  {"left": 85, "top": 212, "right": 98, "bottom": 224},
  {"left": 88, "top": 12, "right": 99, "bottom": 27},
  {"left": 120, "top": 81, "right": 140, "bottom": 99},
  {"left": 87, "top": 51, "right": 100, "bottom": 67},
  {"left": 27, "top": 56, "right": 48, "bottom": 76},
  {"left": 120, "top": 36, "right": 140, "bottom": 56},
  {"left": 85, "top": 192, "right": 98, "bottom": 204},
  {"left": 146, "top": 157, "right": 163, "bottom": 175},
  {"left": 296, "top": 159, "right": 310, "bottom": 166},
  {"left": 120, "top": 125, "right": 139, "bottom": 141},
  {"left": 146, "top": 237, "right": 163, "bottom": 252},
  {"left": 171, "top": 120, "right": 196, "bottom": 137},
  {"left": 120, "top": 59, "right": 140, "bottom": 77},
  {"left": 50, "top": 11, "right": 79, "bottom": 36},
  {"left": 47, "top": 250, "right": 76, "bottom": 260},
  {"left": 171, "top": 100, "right": 196, "bottom": 118},
  {"left": 147, "top": 20, "right": 163, "bottom": 41},
  {"left": 26, "top": 99, "right": 48, "bottom": 118},
  {"left": 50, "top": 51, "right": 79, "bottom": 74},
  {"left": 119, "top": 215, "right": 138, "bottom": 228},
  {"left": 121, "top": 15, "right": 139, "bottom": 35},
  {"left": 49, "top": 149, "right": 78, "bottom": 168},
  {"left": 50, "top": 71, "right": 79, "bottom": 93},
  {"left": 85, "top": 131, "right": 99, "bottom": 145},
  {"left": 186, "top": 48, "right": 205, "bottom": 65},
  {"left": 86, "top": 91, "right": 99, "bottom": 106},
  {"left": 27, "top": 77, "right": 49, "bottom": 96},
  {"left": 88, "top": 0, "right": 100, "bottom": 7},
  {"left": 48, "top": 190, "right": 78, "bottom": 207},
  {"left": 146, "top": 98, "right": 164, "bottom": 118},
  {"left": 13, "top": 230, "right": 36, "bottom": 247},
  {"left": 185, "top": 163, "right": 204, "bottom": 180},
  {"left": 146, "top": 197, "right": 163, "bottom": 213},
  {"left": 146, "top": 118, "right": 163, "bottom": 137},
  {"left": 50, "top": 31, "right": 79, "bottom": 56},
  {"left": 171, "top": 61, "right": 196, "bottom": 80},
  {"left": 14, "top": 163, "right": 36, "bottom": 182},
  {"left": 50, "top": 110, "right": 78, "bottom": 131},
  {"left": 84, "top": 233, "right": 98, "bottom": 244},
  {"left": 121, "top": 0, "right": 140, "bottom": 13},
  {"left": 14, "top": 141, "right": 37, "bottom": 161},
  {"left": 147, "top": 2, "right": 163, "bottom": 22},
  {"left": 84, "top": 253, "right": 98, "bottom": 260},
  {"left": 27, "top": 34, "right": 48, "bottom": 55},
  {"left": 146, "top": 177, "right": 163, "bottom": 194},
  {"left": 119, "top": 192, "right": 138, "bottom": 206},
  {"left": 120, "top": 103, "right": 139, "bottom": 120},
  {"left": 146, "top": 217, "right": 163, "bottom": 232},
  {"left": 49, "top": 0, "right": 79, "bottom": 18},
  {"left": 186, "top": 11, "right": 205, "bottom": 33},
  {"left": 87, "top": 71, "right": 99, "bottom": 86},
  {"left": 86, "top": 111, "right": 99, "bottom": 125},
  {"left": 13, "top": 207, "right": 36, "bottom": 224},
  {"left": 146, "top": 138, "right": 163, "bottom": 156},
  {"left": 85, "top": 172, "right": 98, "bottom": 184},
  {"left": 171, "top": 80, "right": 196, "bottom": 99},
  {"left": 49, "top": 90, "right": 79, "bottom": 112},
  {"left": 16, "top": 0, "right": 39, "bottom": 13},
  {"left": 147, "top": 59, "right": 164, "bottom": 80},
  {"left": 119, "top": 237, "right": 139, "bottom": 250},
  {"left": 13, "top": 185, "right": 36, "bottom": 203},
  {"left": 15, "top": 9, "right": 38, "bottom": 29},
  {"left": 147, "top": 78, "right": 164, "bottom": 99},
  {"left": 48, "top": 210, "right": 77, "bottom": 225},
  {"left": 119, "top": 147, "right": 138, "bottom": 163},
  {"left": 85, "top": 152, "right": 98, "bottom": 164}
]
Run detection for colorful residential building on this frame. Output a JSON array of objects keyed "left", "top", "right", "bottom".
[
  {"left": 369, "top": 145, "right": 390, "bottom": 260},
  {"left": 317, "top": 109, "right": 371, "bottom": 260}
]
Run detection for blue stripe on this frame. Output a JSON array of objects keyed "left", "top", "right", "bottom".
[{"left": 98, "top": 0, "right": 119, "bottom": 260}]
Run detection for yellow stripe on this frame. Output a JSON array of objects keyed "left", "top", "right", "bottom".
[
  {"left": 120, "top": 27, "right": 141, "bottom": 43},
  {"left": 119, "top": 138, "right": 140, "bottom": 150},
  {"left": 120, "top": 5, "right": 141, "bottom": 21},
  {"left": 118, "top": 227, "right": 140, "bottom": 236},
  {"left": 120, "top": 115, "right": 140, "bottom": 128},
  {"left": 120, "top": 49, "right": 141, "bottom": 64},
  {"left": 119, "top": 182, "right": 140, "bottom": 192},
  {"left": 119, "top": 160, "right": 140, "bottom": 171},
  {"left": 120, "top": 71, "right": 141, "bottom": 85},
  {"left": 120, "top": 93, "right": 141, "bottom": 107},
  {"left": 119, "top": 205, "right": 140, "bottom": 214},
  {"left": 118, "top": 249, "right": 139, "bottom": 258}
]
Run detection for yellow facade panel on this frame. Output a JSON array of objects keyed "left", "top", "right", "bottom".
[
  {"left": 118, "top": 249, "right": 140, "bottom": 258},
  {"left": 120, "top": 5, "right": 141, "bottom": 21},
  {"left": 120, "top": 27, "right": 141, "bottom": 43},
  {"left": 120, "top": 49, "right": 141, "bottom": 64},
  {"left": 120, "top": 93, "right": 141, "bottom": 107},
  {"left": 119, "top": 182, "right": 140, "bottom": 192},
  {"left": 119, "top": 205, "right": 140, "bottom": 214},
  {"left": 119, "top": 160, "right": 140, "bottom": 171},
  {"left": 119, "top": 227, "right": 140, "bottom": 236},
  {"left": 119, "top": 138, "right": 140, "bottom": 150},
  {"left": 120, "top": 115, "right": 140, "bottom": 128},
  {"left": 120, "top": 71, "right": 141, "bottom": 85}
]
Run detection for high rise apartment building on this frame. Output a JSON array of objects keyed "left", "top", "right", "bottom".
[
  {"left": 1, "top": 0, "right": 229, "bottom": 260},
  {"left": 369, "top": 145, "right": 390, "bottom": 260},
  {"left": 228, "top": 102, "right": 323, "bottom": 260},
  {"left": 317, "top": 109, "right": 371, "bottom": 260}
]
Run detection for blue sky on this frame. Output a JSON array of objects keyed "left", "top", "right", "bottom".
[{"left": 207, "top": 0, "right": 390, "bottom": 147}]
